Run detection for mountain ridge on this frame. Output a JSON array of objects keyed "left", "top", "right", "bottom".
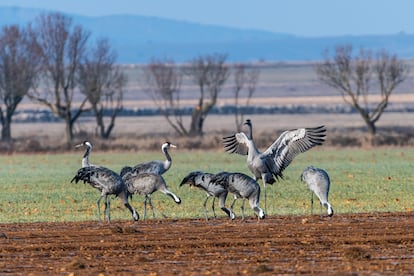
[{"left": 1, "top": 6, "right": 414, "bottom": 63}]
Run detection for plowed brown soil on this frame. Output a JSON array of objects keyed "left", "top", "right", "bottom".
[{"left": 1, "top": 212, "right": 413, "bottom": 275}]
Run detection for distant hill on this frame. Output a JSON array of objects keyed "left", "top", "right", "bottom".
[{"left": 1, "top": 6, "right": 414, "bottom": 64}]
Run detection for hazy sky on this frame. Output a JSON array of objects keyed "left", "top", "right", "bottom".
[{"left": 0, "top": 0, "right": 413, "bottom": 36}]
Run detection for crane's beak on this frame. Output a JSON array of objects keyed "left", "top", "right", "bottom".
[
  {"left": 180, "top": 174, "right": 194, "bottom": 186},
  {"left": 179, "top": 180, "right": 189, "bottom": 187},
  {"left": 74, "top": 143, "right": 83, "bottom": 148},
  {"left": 170, "top": 144, "right": 177, "bottom": 148}
]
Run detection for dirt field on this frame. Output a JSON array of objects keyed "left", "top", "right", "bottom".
[{"left": 0, "top": 212, "right": 413, "bottom": 275}]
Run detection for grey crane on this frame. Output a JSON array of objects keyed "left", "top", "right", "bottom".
[
  {"left": 223, "top": 118, "right": 326, "bottom": 212},
  {"left": 75, "top": 141, "right": 96, "bottom": 168},
  {"left": 180, "top": 171, "right": 235, "bottom": 220},
  {"left": 120, "top": 142, "right": 177, "bottom": 176},
  {"left": 211, "top": 171, "right": 265, "bottom": 220},
  {"left": 122, "top": 172, "right": 181, "bottom": 220},
  {"left": 301, "top": 166, "right": 334, "bottom": 217},
  {"left": 71, "top": 166, "right": 139, "bottom": 223}
]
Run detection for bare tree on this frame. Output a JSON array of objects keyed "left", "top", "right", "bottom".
[
  {"left": 0, "top": 24, "right": 41, "bottom": 141},
  {"left": 315, "top": 44, "right": 409, "bottom": 137},
  {"left": 78, "top": 38, "right": 126, "bottom": 139},
  {"left": 143, "top": 58, "right": 186, "bottom": 135},
  {"left": 28, "top": 12, "right": 90, "bottom": 146},
  {"left": 232, "top": 64, "right": 260, "bottom": 132},
  {"left": 183, "top": 53, "right": 230, "bottom": 136}
]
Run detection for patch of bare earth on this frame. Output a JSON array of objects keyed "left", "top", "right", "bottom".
[{"left": 0, "top": 212, "right": 413, "bottom": 275}]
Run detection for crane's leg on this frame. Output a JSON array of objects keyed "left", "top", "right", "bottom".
[
  {"left": 211, "top": 197, "right": 217, "bottom": 218},
  {"left": 261, "top": 176, "right": 267, "bottom": 213},
  {"left": 319, "top": 202, "right": 323, "bottom": 218},
  {"left": 203, "top": 196, "right": 210, "bottom": 221},
  {"left": 147, "top": 196, "right": 156, "bottom": 218},
  {"left": 104, "top": 195, "right": 111, "bottom": 223},
  {"left": 96, "top": 195, "right": 104, "bottom": 222},
  {"left": 165, "top": 190, "right": 181, "bottom": 204},
  {"left": 241, "top": 198, "right": 245, "bottom": 220},
  {"left": 125, "top": 203, "right": 139, "bottom": 221},
  {"left": 219, "top": 193, "right": 234, "bottom": 219},
  {"left": 118, "top": 190, "right": 139, "bottom": 221},
  {"left": 310, "top": 192, "right": 314, "bottom": 215},
  {"left": 143, "top": 196, "right": 148, "bottom": 220},
  {"left": 230, "top": 195, "right": 237, "bottom": 210}
]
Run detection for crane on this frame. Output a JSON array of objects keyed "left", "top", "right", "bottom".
[
  {"left": 123, "top": 172, "right": 181, "bottom": 219},
  {"left": 180, "top": 171, "right": 234, "bottom": 220},
  {"left": 212, "top": 171, "right": 265, "bottom": 220},
  {"left": 223, "top": 118, "right": 326, "bottom": 212},
  {"left": 71, "top": 166, "right": 139, "bottom": 223},
  {"left": 301, "top": 166, "right": 334, "bottom": 216}
]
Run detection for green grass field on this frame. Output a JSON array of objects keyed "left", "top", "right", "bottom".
[{"left": 0, "top": 147, "right": 413, "bottom": 223}]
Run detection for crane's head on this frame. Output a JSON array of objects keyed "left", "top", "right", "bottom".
[
  {"left": 180, "top": 171, "right": 202, "bottom": 186},
  {"left": 244, "top": 119, "right": 252, "bottom": 127},
  {"left": 163, "top": 141, "right": 177, "bottom": 150},
  {"left": 75, "top": 141, "right": 93, "bottom": 149},
  {"left": 243, "top": 119, "right": 253, "bottom": 138},
  {"left": 180, "top": 171, "right": 212, "bottom": 187}
]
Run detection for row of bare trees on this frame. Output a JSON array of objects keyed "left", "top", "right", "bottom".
[
  {"left": 0, "top": 12, "right": 260, "bottom": 145},
  {"left": 143, "top": 46, "right": 408, "bottom": 140},
  {"left": 0, "top": 11, "right": 409, "bottom": 146},
  {"left": 142, "top": 54, "right": 260, "bottom": 136},
  {"left": 0, "top": 12, "right": 125, "bottom": 146}
]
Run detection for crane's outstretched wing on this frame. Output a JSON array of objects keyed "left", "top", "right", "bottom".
[
  {"left": 263, "top": 125, "right": 326, "bottom": 175},
  {"left": 222, "top": 132, "right": 250, "bottom": 155}
]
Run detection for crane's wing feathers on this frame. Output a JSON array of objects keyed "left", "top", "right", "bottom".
[
  {"left": 263, "top": 125, "right": 326, "bottom": 174},
  {"left": 222, "top": 132, "right": 249, "bottom": 155},
  {"left": 210, "top": 171, "right": 230, "bottom": 189},
  {"left": 133, "top": 161, "right": 163, "bottom": 174},
  {"left": 71, "top": 166, "right": 122, "bottom": 192}
]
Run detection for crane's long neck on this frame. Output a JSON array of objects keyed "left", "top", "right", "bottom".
[
  {"left": 163, "top": 146, "right": 172, "bottom": 170},
  {"left": 246, "top": 123, "right": 260, "bottom": 156},
  {"left": 82, "top": 146, "right": 92, "bottom": 167},
  {"left": 198, "top": 180, "right": 212, "bottom": 193},
  {"left": 247, "top": 123, "right": 253, "bottom": 140}
]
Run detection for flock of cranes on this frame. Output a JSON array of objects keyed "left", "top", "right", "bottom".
[{"left": 71, "top": 118, "right": 334, "bottom": 223}]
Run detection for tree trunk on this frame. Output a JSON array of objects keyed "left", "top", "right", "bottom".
[
  {"left": 1, "top": 118, "right": 11, "bottom": 142},
  {"left": 65, "top": 116, "right": 74, "bottom": 148},
  {"left": 359, "top": 111, "right": 377, "bottom": 136},
  {"left": 190, "top": 102, "right": 203, "bottom": 136}
]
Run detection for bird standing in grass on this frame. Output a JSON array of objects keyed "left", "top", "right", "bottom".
[
  {"left": 301, "top": 166, "right": 334, "bottom": 217},
  {"left": 223, "top": 118, "right": 326, "bottom": 213},
  {"left": 71, "top": 166, "right": 139, "bottom": 223}
]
